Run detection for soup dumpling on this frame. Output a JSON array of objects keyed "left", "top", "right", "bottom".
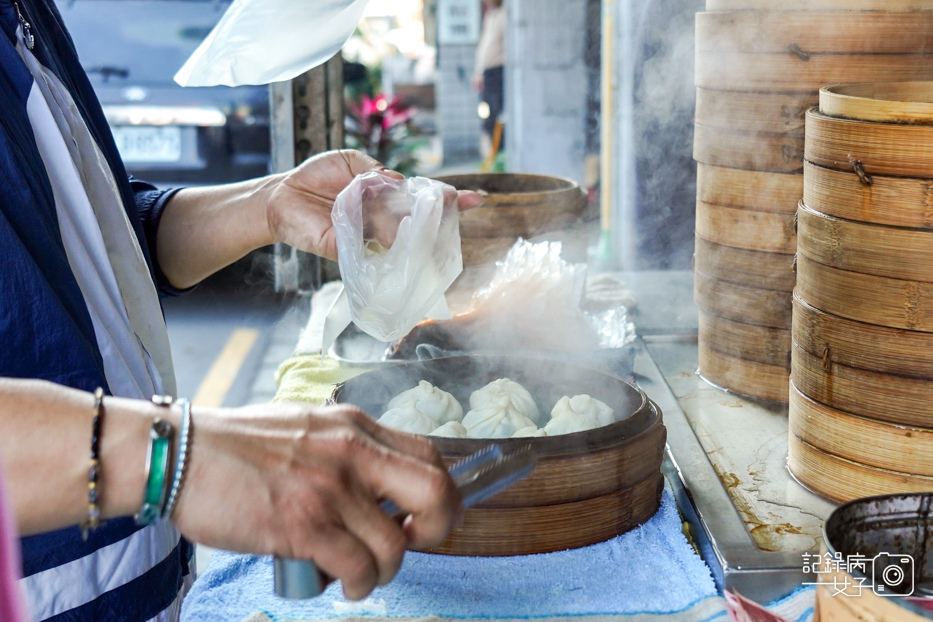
[
  {"left": 544, "top": 413, "right": 599, "bottom": 436},
  {"left": 550, "top": 395, "right": 614, "bottom": 427},
  {"left": 388, "top": 380, "right": 463, "bottom": 425},
  {"left": 377, "top": 406, "right": 437, "bottom": 435},
  {"left": 512, "top": 425, "right": 547, "bottom": 438},
  {"left": 429, "top": 421, "right": 469, "bottom": 438},
  {"left": 469, "top": 378, "right": 542, "bottom": 426},
  {"left": 462, "top": 395, "right": 536, "bottom": 439}
]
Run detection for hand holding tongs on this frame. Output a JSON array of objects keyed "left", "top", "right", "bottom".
[{"left": 274, "top": 443, "right": 537, "bottom": 599}]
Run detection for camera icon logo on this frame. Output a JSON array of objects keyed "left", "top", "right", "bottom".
[{"left": 872, "top": 553, "right": 914, "bottom": 596}]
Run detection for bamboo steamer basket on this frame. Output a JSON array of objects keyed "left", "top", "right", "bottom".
[
  {"left": 820, "top": 82, "right": 933, "bottom": 124},
  {"left": 806, "top": 108, "right": 933, "bottom": 179},
  {"left": 333, "top": 355, "right": 666, "bottom": 556},
  {"left": 788, "top": 433, "right": 933, "bottom": 503},
  {"left": 789, "top": 384, "right": 933, "bottom": 476},
  {"left": 792, "top": 341, "right": 933, "bottom": 428},
  {"left": 708, "top": 0, "right": 933, "bottom": 9},
  {"left": 696, "top": 12, "right": 933, "bottom": 54},
  {"left": 794, "top": 292, "right": 933, "bottom": 380},
  {"left": 695, "top": 270, "right": 792, "bottom": 328},
  {"left": 694, "top": 237, "right": 796, "bottom": 291},
  {"left": 698, "top": 342, "right": 789, "bottom": 402},
  {"left": 798, "top": 202, "right": 933, "bottom": 283},
  {"left": 695, "top": 201, "right": 796, "bottom": 253},
  {"left": 819, "top": 494, "right": 933, "bottom": 621},
  {"left": 694, "top": 124, "right": 805, "bottom": 173},
  {"left": 697, "top": 163, "right": 802, "bottom": 212},
  {"left": 695, "top": 89, "right": 816, "bottom": 134},
  {"left": 803, "top": 160, "right": 933, "bottom": 230},
  {"left": 796, "top": 253, "right": 933, "bottom": 332},
  {"left": 696, "top": 52, "right": 933, "bottom": 93},
  {"left": 433, "top": 173, "right": 588, "bottom": 267},
  {"left": 699, "top": 310, "right": 791, "bottom": 368}
]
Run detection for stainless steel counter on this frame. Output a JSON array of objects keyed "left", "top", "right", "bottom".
[{"left": 622, "top": 269, "right": 834, "bottom": 603}]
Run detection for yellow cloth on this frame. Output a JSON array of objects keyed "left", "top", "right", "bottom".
[{"left": 273, "top": 354, "right": 372, "bottom": 405}]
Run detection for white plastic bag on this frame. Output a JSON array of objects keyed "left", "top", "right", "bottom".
[
  {"left": 322, "top": 173, "right": 463, "bottom": 350},
  {"left": 174, "top": 0, "right": 368, "bottom": 87}
]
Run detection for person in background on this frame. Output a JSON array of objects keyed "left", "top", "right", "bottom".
[
  {"left": 0, "top": 0, "right": 478, "bottom": 620},
  {"left": 472, "top": 0, "right": 506, "bottom": 156}
]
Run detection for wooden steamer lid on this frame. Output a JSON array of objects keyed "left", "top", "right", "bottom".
[
  {"left": 694, "top": 237, "right": 796, "bottom": 291},
  {"left": 695, "top": 201, "right": 796, "bottom": 253},
  {"left": 804, "top": 160, "right": 933, "bottom": 230},
  {"left": 698, "top": 163, "right": 802, "bottom": 212},
  {"left": 707, "top": 0, "right": 933, "bottom": 11},
  {"left": 697, "top": 12, "right": 933, "bottom": 54},
  {"left": 820, "top": 81, "right": 933, "bottom": 124},
  {"left": 798, "top": 202, "right": 933, "bottom": 283},
  {"left": 699, "top": 310, "right": 791, "bottom": 368},
  {"left": 792, "top": 341, "right": 933, "bottom": 428},
  {"left": 694, "top": 123, "right": 805, "bottom": 173},
  {"left": 695, "top": 270, "right": 792, "bottom": 329},
  {"left": 698, "top": 342, "right": 790, "bottom": 403},
  {"left": 333, "top": 355, "right": 666, "bottom": 556},
  {"left": 788, "top": 432, "right": 933, "bottom": 503},
  {"left": 697, "top": 52, "right": 933, "bottom": 93},
  {"left": 789, "top": 384, "right": 933, "bottom": 477},
  {"left": 796, "top": 253, "right": 933, "bottom": 332},
  {"left": 696, "top": 89, "right": 816, "bottom": 134},
  {"left": 794, "top": 292, "right": 933, "bottom": 381},
  {"left": 806, "top": 108, "right": 933, "bottom": 179}
]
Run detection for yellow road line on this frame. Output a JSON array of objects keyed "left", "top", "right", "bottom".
[{"left": 191, "top": 328, "right": 260, "bottom": 407}]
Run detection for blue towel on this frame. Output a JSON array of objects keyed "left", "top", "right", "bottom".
[{"left": 181, "top": 485, "right": 719, "bottom": 621}]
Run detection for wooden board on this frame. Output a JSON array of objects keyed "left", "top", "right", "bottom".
[
  {"left": 695, "top": 88, "right": 816, "bottom": 134},
  {"left": 788, "top": 432, "right": 933, "bottom": 503},
  {"left": 794, "top": 291, "right": 933, "bottom": 379},
  {"left": 820, "top": 81, "right": 933, "bottom": 124},
  {"left": 694, "top": 236, "right": 796, "bottom": 291},
  {"left": 699, "top": 310, "right": 791, "bottom": 368},
  {"left": 792, "top": 341, "right": 933, "bottom": 427},
  {"left": 430, "top": 472, "right": 664, "bottom": 556},
  {"left": 695, "top": 201, "right": 797, "bottom": 253},
  {"left": 707, "top": 0, "right": 933, "bottom": 12},
  {"left": 697, "top": 12, "right": 933, "bottom": 54},
  {"left": 694, "top": 123, "right": 805, "bottom": 173},
  {"left": 697, "top": 163, "right": 802, "bottom": 212},
  {"left": 698, "top": 342, "right": 790, "bottom": 402},
  {"left": 789, "top": 383, "right": 933, "bottom": 476},
  {"left": 796, "top": 253, "right": 933, "bottom": 332},
  {"left": 798, "top": 202, "right": 933, "bottom": 283},
  {"left": 806, "top": 108, "right": 933, "bottom": 179},
  {"left": 803, "top": 160, "right": 933, "bottom": 230},
  {"left": 696, "top": 51, "right": 933, "bottom": 93}
]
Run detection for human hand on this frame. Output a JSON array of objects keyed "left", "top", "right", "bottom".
[
  {"left": 471, "top": 74, "right": 484, "bottom": 93},
  {"left": 170, "top": 402, "right": 462, "bottom": 600},
  {"left": 265, "top": 149, "right": 484, "bottom": 261}
]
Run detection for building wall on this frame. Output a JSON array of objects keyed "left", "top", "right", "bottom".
[
  {"left": 505, "top": 0, "right": 589, "bottom": 184},
  {"left": 436, "top": 43, "right": 482, "bottom": 163}
]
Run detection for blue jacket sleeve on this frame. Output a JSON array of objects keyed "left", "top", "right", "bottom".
[{"left": 130, "top": 178, "right": 194, "bottom": 297}]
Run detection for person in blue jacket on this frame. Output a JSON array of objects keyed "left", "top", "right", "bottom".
[{"left": 0, "top": 1, "right": 476, "bottom": 620}]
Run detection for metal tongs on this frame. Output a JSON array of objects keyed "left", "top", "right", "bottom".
[{"left": 274, "top": 443, "right": 537, "bottom": 599}]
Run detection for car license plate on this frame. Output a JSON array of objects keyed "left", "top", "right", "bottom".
[{"left": 111, "top": 126, "right": 182, "bottom": 163}]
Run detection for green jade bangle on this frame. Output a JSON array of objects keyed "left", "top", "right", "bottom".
[{"left": 136, "top": 418, "right": 173, "bottom": 526}]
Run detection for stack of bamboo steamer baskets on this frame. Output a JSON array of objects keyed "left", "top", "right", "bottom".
[
  {"left": 788, "top": 83, "right": 933, "bottom": 502},
  {"left": 693, "top": 2, "right": 933, "bottom": 403}
]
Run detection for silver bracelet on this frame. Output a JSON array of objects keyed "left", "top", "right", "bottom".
[{"left": 162, "top": 398, "right": 191, "bottom": 519}]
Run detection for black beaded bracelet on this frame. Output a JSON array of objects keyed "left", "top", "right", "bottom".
[{"left": 80, "top": 387, "right": 105, "bottom": 541}]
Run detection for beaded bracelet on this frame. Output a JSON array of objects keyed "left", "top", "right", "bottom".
[
  {"left": 162, "top": 398, "right": 191, "bottom": 519},
  {"left": 80, "top": 387, "right": 105, "bottom": 541}
]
